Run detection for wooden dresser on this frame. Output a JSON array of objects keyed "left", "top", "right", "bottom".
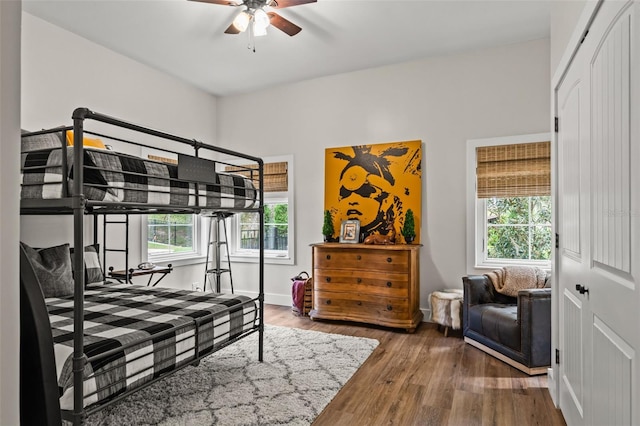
[{"left": 309, "top": 243, "right": 422, "bottom": 332}]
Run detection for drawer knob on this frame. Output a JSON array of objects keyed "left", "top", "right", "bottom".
[
  {"left": 387, "top": 257, "right": 392, "bottom": 263},
  {"left": 357, "top": 301, "right": 362, "bottom": 306},
  {"left": 386, "top": 282, "right": 392, "bottom": 287},
  {"left": 326, "top": 299, "right": 332, "bottom": 305},
  {"left": 357, "top": 255, "right": 362, "bottom": 260},
  {"left": 357, "top": 278, "right": 362, "bottom": 283},
  {"left": 326, "top": 255, "right": 331, "bottom": 260},
  {"left": 326, "top": 277, "right": 331, "bottom": 283},
  {"left": 387, "top": 304, "right": 393, "bottom": 311}
]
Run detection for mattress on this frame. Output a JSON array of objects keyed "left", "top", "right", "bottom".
[
  {"left": 47, "top": 284, "right": 258, "bottom": 410},
  {"left": 20, "top": 146, "right": 258, "bottom": 209}
]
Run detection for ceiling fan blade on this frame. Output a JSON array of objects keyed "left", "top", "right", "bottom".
[
  {"left": 269, "top": 0, "right": 316, "bottom": 8},
  {"left": 188, "top": 0, "right": 240, "bottom": 5},
  {"left": 267, "top": 11, "right": 302, "bottom": 36},
  {"left": 224, "top": 23, "right": 242, "bottom": 34}
]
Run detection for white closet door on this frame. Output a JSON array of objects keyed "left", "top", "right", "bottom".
[
  {"left": 584, "top": 2, "right": 639, "bottom": 424},
  {"left": 557, "top": 30, "right": 590, "bottom": 426},
  {"left": 557, "top": 1, "right": 640, "bottom": 424}
]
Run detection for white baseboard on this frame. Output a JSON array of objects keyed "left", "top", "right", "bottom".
[
  {"left": 421, "top": 308, "right": 431, "bottom": 322},
  {"left": 547, "top": 367, "right": 558, "bottom": 406}
]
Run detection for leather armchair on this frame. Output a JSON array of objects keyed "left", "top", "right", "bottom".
[{"left": 462, "top": 275, "right": 551, "bottom": 375}]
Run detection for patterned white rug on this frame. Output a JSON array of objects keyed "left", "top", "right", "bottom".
[{"left": 85, "top": 325, "right": 379, "bottom": 426}]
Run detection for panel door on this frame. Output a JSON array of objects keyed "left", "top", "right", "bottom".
[
  {"left": 557, "top": 1, "right": 640, "bottom": 424},
  {"left": 582, "top": 2, "right": 639, "bottom": 423},
  {"left": 557, "top": 32, "right": 590, "bottom": 426}
]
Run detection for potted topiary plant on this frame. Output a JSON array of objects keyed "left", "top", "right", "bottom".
[
  {"left": 322, "top": 210, "right": 335, "bottom": 242},
  {"left": 401, "top": 209, "right": 416, "bottom": 244}
]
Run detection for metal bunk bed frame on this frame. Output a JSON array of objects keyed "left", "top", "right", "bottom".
[{"left": 20, "top": 107, "right": 265, "bottom": 425}]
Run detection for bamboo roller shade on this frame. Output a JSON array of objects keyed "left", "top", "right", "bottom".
[
  {"left": 225, "top": 162, "right": 288, "bottom": 193},
  {"left": 148, "top": 154, "right": 178, "bottom": 165},
  {"left": 476, "top": 141, "right": 550, "bottom": 198}
]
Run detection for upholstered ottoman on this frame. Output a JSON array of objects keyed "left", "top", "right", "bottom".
[{"left": 430, "top": 289, "right": 463, "bottom": 336}]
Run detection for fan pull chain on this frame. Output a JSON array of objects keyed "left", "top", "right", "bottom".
[{"left": 247, "top": 23, "right": 257, "bottom": 53}]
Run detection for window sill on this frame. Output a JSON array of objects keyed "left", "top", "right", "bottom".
[
  {"left": 229, "top": 254, "right": 294, "bottom": 266},
  {"left": 474, "top": 260, "right": 551, "bottom": 272},
  {"left": 148, "top": 254, "right": 207, "bottom": 268}
]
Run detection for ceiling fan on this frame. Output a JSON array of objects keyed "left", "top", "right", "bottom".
[{"left": 190, "top": 0, "right": 317, "bottom": 37}]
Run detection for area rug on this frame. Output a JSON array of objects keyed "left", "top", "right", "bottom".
[{"left": 85, "top": 325, "right": 379, "bottom": 426}]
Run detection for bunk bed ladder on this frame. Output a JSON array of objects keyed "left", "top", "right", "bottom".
[
  {"left": 101, "top": 214, "right": 130, "bottom": 282},
  {"left": 204, "top": 212, "right": 234, "bottom": 293}
]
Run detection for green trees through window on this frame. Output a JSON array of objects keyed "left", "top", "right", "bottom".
[
  {"left": 148, "top": 214, "right": 195, "bottom": 256},
  {"left": 238, "top": 203, "right": 288, "bottom": 251},
  {"left": 486, "top": 196, "right": 551, "bottom": 261}
]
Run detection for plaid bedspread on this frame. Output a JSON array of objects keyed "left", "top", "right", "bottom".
[
  {"left": 21, "top": 147, "right": 258, "bottom": 209},
  {"left": 47, "top": 284, "right": 258, "bottom": 410}
]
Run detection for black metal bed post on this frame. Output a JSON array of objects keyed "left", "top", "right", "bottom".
[
  {"left": 71, "top": 108, "right": 89, "bottom": 424},
  {"left": 258, "top": 159, "right": 264, "bottom": 363}
]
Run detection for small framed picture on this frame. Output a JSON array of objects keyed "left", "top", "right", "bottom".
[{"left": 340, "top": 219, "right": 360, "bottom": 243}]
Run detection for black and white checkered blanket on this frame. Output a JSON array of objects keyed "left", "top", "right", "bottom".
[
  {"left": 47, "top": 284, "right": 258, "bottom": 410},
  {"left": 21, "top": 147, "right": 258, "bottom": 209}
]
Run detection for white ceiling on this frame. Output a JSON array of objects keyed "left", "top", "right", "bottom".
[{"left": 22, "top": 0, "right": 551, "bottom": 97}]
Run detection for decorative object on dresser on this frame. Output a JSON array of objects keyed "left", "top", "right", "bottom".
[
  {"left": 322, "top": 210, "right": 336, "bottom": 242},
  {"left": 310, "top": 243, "right": 422, "bottom": 332},
  {"left": 401, "top": 208, "right": 416, "bottom": 244},
  {"left": 339, "top": 219, "right": 360, "bottom": 243},
  {"left": 363, "top": 214, "right": 396, "bottom": 245}
]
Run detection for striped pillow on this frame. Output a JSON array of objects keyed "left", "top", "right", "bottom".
[{"left": 70, "top": 244, "right": 104, "bottom": 286}]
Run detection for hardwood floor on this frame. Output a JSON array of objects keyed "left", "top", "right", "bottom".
[{"left": 264, "top": 304, "right": 566, "bottom": 426}]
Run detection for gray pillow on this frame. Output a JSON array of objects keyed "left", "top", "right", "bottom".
[{"left": 20, "top": 242, "right": 74, "bottom": 298}]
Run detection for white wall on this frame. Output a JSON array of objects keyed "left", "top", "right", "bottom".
[
  {"left": 0, "top": 1, "right": 22, "bottom": 424},
  {"left": 218, "top": 38, "right": 551, "bottom": 312},
  {"left": 20, "top": 13, "right": 218, "bottom": 289},
  {"left": 550, "top": 0, "right": 587, "bottom": 77}
]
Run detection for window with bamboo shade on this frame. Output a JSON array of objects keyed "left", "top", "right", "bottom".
[
  {"left": 476, "top": 141, "right": 550, "bottom": 198},
  {"left": 225, "top": 161, "right": 288, "bottom": 193}
]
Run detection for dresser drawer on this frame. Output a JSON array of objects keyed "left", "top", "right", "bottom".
[
  {"left": 313, "top": 290, "right": 410, "bottom": 322},
  {"left": 314, "top": 247, "right": 408, "bottom": 273},
  {"left": 313, "top": 269, "right": 409, "bottom": 297}
]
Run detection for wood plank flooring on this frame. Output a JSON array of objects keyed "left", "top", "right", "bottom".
[{"left": 264, "top": 304, "right": 566, "bottom": 426}]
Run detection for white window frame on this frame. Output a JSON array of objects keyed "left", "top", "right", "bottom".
[
  {"left": 143, "top": 213, "right": 207, "bottom": 267},
  {"left": 228, "top": 154, "right": 295, "bottom": 265},
  {"left": 466, "top": 133, "right": 551, "bottom": 273}
]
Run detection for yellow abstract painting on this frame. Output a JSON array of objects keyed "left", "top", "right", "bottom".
[{"left": 324, "top": 140, "right": 422, "bottom": 244}]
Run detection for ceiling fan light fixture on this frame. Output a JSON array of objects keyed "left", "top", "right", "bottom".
[
  {"left": 254, "top": 21, "right": 268, "bottom": 36},
  {"left": 253, "top": 8, "right": 270, "bottom": 30},
  {"left": 232, "top": 10, "right": 250, "bottom": 32}
]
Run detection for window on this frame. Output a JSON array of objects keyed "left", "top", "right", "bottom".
[
  {"left": 467, "top": 134, "right": 552, "bottom": 269},
  {"left": 228, "top": 155, "right": 294, "bottom": 264},
  {"left": 234, "top": 199, "right": 289, "bottom": 256},
  {"left": 147, "top": 214, "right": 198, "bottom": 259},
  {"left": 484, "top": 196, "right": 552, "bottom": 262}
]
